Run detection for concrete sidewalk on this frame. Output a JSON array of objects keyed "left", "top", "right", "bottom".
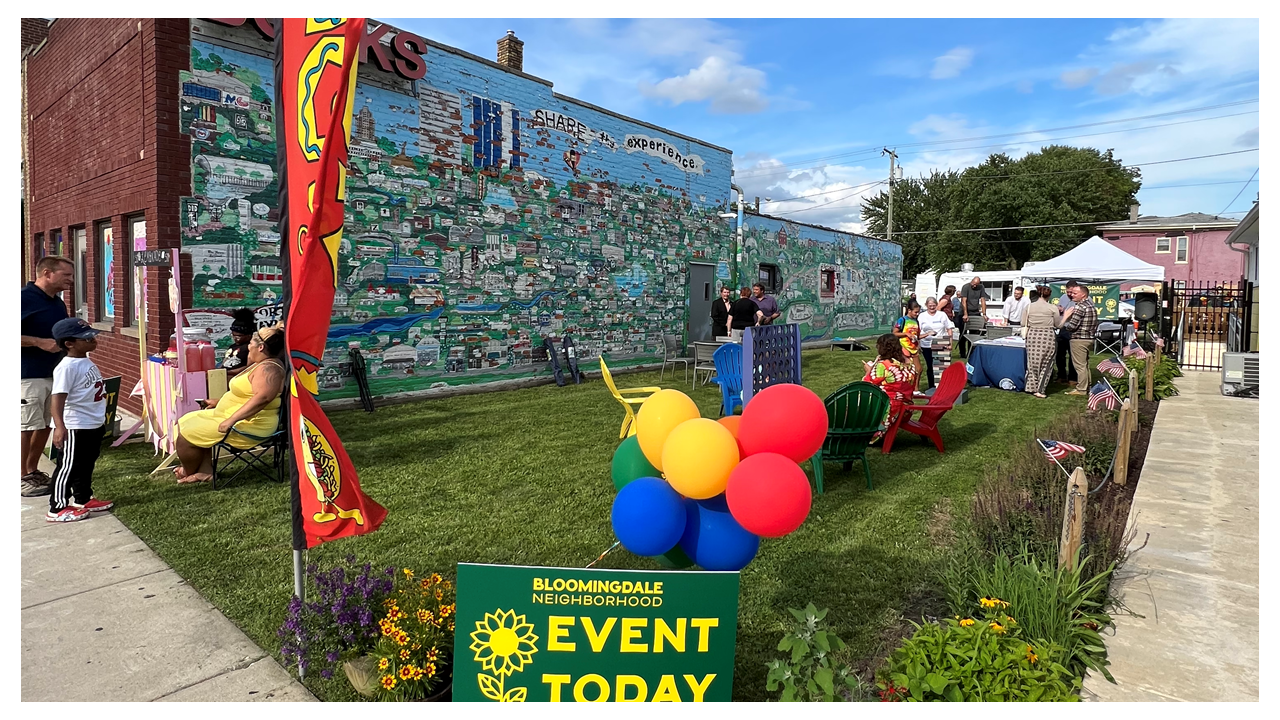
[
  {"left": 21, "top": 456, "right": 314, "bottom": 702},
  {"left": 1083, "top": 370, "right": 1258, "bottom": 702}
]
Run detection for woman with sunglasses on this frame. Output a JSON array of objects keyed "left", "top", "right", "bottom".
[{"left": 173, "top": 324, "right": 287, "bottom": 484}]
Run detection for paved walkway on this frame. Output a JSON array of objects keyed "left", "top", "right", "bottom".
[
  {"left": 1083, "top": 370, "right": 1258, "bottom": 701},
  {"left": 21, "top": 455, "right": 314, "bottom": 702}
]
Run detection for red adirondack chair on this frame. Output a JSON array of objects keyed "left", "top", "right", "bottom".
[{"left": 881, "top": 361, "right": 968, "bottom": 454}]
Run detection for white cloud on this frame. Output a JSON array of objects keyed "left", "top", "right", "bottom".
[
  {"left": 639, "top": 55, "right": 769, "bottom": 114},
  {"left": 1235, "top": 127, "right": 1259, "bottom": 148},
  {"left": 1060, "top": 68, "right": 1099, "bottom": 89},
  {"left": 931, "top": 47, "right": 974, "bottom": 80},
  {"left": 733, "top": 155, "right": 884, "bottom": 232},
  {"left": 1016, "top": 80, "right": 1035, "bottom": 94}
]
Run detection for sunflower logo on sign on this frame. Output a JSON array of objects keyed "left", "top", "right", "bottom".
[{"left": 469, "top": 609, "right": 539, "bottom": 702}]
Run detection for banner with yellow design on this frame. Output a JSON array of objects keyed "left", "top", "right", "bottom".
[
  {"left": 276, "top": 18, "right": 386, "bottom": 547},
  {"left": 453, "top": 564, "right": 740, "bottom": 701}
]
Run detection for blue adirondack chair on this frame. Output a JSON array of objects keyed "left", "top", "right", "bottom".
[{"left": 709, "top": 343, "right": 744, "bottom": 416}]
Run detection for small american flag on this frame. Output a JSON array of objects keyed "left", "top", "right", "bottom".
[
  {"left": 1154, "top": 337, "right": 1165, "bottom": 349},
  {"left": 1040, "top": 439, "right": 1086, "bottom": 461},
  {"left": 1122, "top": 339, "right": 1148, "bottom": 360},
  {"left": 1097, "top": 357, "right": 1127, "bottom": 378},
  {"left": 1087, "top": 381, "right": 1120, "bottom": 411}
]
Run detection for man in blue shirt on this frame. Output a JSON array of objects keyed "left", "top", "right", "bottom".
[
  {"left": 20, "top": 256, "right": 73, "bottom": 496},
  {"left": 752, "top": 283, "right": 781, "bottom": 325}
]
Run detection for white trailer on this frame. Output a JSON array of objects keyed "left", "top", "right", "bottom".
[{"left": 914, "top": 268, "right": 1028, "bottom": 320}]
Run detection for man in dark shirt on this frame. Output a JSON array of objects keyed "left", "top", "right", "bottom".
[
  {"left": 20, "top": 257, "right": 74, "bottom": 496},
  {"left": 709, "top": 287, "right": 732, "bottom": 338},
  {"left": 752, "top": 283, "right": 781, "bottom": 325},
  {"left": 956, "top": 276, "right": 987, "bottom": 357},
  {"left": 1061, "top": 281, "right": 1099, "bottom": 395},
  {"left": 729, "top": 287, "right": 762, "bottom": 341}
]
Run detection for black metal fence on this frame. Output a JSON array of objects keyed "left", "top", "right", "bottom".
[{"left": 1160, "top": 280, "right": 1254, "bottom": 370}]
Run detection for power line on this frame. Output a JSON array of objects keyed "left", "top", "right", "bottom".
[
  {"left": 773, "top": 181, "right": 887, "bottom": 214},
  {"left": 893, "top": 220, "right": 1129, "bottom": 236},
  {"left": 733, "top": 99, "right": 1259, "bottom": 179},
  {"left": 1218, "top": 169, "right": 1260, "bottom": 215},
  {"left": 894, "top": 110, "right": 1257, "bottom": 160},
  {"left": 1142, "top": 178, "right": 1258, "bottom": 190}
]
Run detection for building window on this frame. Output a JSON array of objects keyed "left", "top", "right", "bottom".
[
  {"left": 97, "top": 221, "right": 115, "bottom": 321},
  {"left": 1155, "top": 236, "right": 1171, "bottom": 253},
  {"left": 128, "top": 216, "right": 146, "bottom": 327},
  {"left": 819, "top": 268, "right": 836, "bottom": 299},
  {"left": 757, "top": 264, "right": 780, "bottom": 294},
  {"left": 72, "top": 227, "right": 88, "bottom": 320},
  {"left": 51, "top": 228, "right": 63, "bottom": 257},
  {"left": 1176, "top": 235, "right": 1189, "bottom": 264}
]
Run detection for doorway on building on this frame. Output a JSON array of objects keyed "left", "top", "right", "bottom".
[{"left": 687, "top": 263, "right": 717, "bottom": 344}]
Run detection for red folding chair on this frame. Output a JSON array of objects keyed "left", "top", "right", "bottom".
[{"left": 882, "top": 362, "right": 968, "bottom": 454}]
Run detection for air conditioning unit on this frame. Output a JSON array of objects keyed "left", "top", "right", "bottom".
[{"left": 1221, "top": 352, "right": 1259, "bottom": 397}]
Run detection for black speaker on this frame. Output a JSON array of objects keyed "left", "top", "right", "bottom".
[{"left": 1134, "top": 292, "right": 1159, "bottom": 322}]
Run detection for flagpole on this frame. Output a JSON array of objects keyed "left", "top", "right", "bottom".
[
  {"left": 1036, "top": 439, "right": 1072, "bottom": 481},
  {"left": 271, "top": 17, "right": 307, "bottom": 681}
]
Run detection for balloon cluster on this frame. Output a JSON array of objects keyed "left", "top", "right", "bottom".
[{"left": 609, "top": 384, "right": 828, "bottom": 571}]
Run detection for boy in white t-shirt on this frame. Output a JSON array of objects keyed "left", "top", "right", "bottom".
[{"left": 46, "top": 318, "right": 114, "bottom": 523}]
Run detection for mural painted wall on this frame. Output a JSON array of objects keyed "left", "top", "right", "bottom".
[
  {"left": 178, "top": 27, "right": 735, "bottom": 400},
  {"left": 740, "top": 214, "right": 903, "bottom": 342}
]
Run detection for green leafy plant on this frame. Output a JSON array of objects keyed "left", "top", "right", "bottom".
[
  {"left": 1111, "top": 354, "right": 1182, "bottom": 401},
  {"left": 942, "top": 548, "right": 1114, "bottom": 682},
  {"left": 877, "top": 600, "right": 1081, "bottom": 702},
  {"left": 766, "top": 604, "right": 870, "bottom": 701}
]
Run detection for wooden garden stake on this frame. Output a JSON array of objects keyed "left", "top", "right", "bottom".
[
  {"left": 1058, "top": 467, "right": 1088, "bottom": 571},
  {"left": 1128, "top": 370, "right": 1139, "bottom": 434},
  {"left": 1114, "top": 402, "right": 1131, "bottom": 487},
  {"left": 1152, "top": 351, "right": 1162, "bottom": 399}
]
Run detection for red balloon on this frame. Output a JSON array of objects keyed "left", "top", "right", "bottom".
[
  {"left": 737, "top": 383, "right": 828, "bottom": 462},
  {"left": 725, "top": 453, "right": 812, "bottom": 537}
]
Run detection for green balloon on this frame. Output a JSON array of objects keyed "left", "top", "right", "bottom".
[
  {"left": 611, "top": 435, "right": 660, "bottom": 491},
  {"left": 655, "top": 544, "right": 694, "bottom": 569}
]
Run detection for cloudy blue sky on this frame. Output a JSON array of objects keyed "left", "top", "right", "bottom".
[{"left": 389, "top": 18, "right": 1260, "bottom": 232}]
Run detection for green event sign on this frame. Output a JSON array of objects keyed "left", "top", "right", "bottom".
[
  {"left": 453, "top": 563, "right": 740, "bottom": 702},
  {"left": 1048, "top": 282, "right": 1122, "bottom": 320}
]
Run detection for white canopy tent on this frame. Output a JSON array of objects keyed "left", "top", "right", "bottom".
[{"left": 1021, "top": 235, "right": 1164, "bottom": 282}]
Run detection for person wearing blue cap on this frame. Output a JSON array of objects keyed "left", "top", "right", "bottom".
[{"left": 45, "top": 318, "right": 114, "bottom": 523}]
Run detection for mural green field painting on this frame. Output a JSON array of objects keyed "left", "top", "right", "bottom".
[{"left": 741, "top": 214, "right": 902, "bottom": 342}]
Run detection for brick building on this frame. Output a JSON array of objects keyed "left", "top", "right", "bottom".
[
  {"left": 22, "top": 19, "right": 902, "bottom": 411},
  {"left": 1097, "top": 209, "right": 1244, "bottom": 286}
]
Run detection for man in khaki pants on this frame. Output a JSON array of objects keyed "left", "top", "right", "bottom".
[
  {"left": 21, "top": 257, "right": 74, "bottom": 496},
  {"left": 1060, "top": 281, "right": 1098, "bottom": 395}
]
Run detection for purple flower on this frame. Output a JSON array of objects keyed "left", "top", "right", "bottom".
[{"left": 320, "top": 669, "right": 333, "bottom": 680}]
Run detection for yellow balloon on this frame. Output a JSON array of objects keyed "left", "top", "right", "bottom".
[
  {"left": 662, "top": 418, "right": 741, "bottom": 500},
  {"left": 635, "top": 389, "right": 701, "bottom": 471}
]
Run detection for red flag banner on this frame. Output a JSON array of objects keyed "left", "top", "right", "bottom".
[{"left": 277, "top": 18, "right": 386, "bottom": 547}]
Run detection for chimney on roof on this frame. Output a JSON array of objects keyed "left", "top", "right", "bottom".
[
  {"left": 1129, "top": 203, "right": 1140, "bottom": 223},
  {"left": 497, "top": 30, "right": 523, "bottom": 72}
]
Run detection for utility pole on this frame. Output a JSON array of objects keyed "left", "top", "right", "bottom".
[{"left": 882, "top": 148, "right": 898, "bottom": 243}]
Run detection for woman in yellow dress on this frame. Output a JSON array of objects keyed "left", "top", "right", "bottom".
[{"left": 174, "top": 324, "right": 286, "bottom": 484}]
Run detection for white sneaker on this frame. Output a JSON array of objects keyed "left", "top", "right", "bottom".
[{"left": 46, "top": 506, "right": 91, "bottom": 523}]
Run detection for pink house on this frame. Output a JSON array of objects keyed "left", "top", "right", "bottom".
[{"left": 1097, "top": 210, "right": 1243, "bottom": 285}]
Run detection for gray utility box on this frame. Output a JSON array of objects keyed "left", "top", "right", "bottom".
[{"left": 1221, "top": 352, "right": 1259, "bottom": 397}]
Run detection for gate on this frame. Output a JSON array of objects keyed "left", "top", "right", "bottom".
[{"left": 1160, "top": 280, "right": 1254, "bottom": 370}]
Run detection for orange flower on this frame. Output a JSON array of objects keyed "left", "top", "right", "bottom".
[
  {"left": 399, "top": 665, "right": 415, "bottom": 680},
  {"left": 423, "top": 662, "right": 437, "bottom": 678},
  {"left": 381, "top": 675, "right": 396, "bottom": 690},
  {"left": 399, "top": 649, "right": 410, "bottom": 661}
]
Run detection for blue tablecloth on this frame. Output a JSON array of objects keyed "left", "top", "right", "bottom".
[{"left": 966, "top": 341, "right": 1026, "bottom": 391}]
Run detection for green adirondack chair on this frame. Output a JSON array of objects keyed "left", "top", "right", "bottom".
[{"left": 809, "top": 381, "right": 890, "bottom": 493}]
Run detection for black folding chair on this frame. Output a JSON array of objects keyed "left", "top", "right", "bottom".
[{"left": 211, "top": 393, "right": 289, "bottom": 490}]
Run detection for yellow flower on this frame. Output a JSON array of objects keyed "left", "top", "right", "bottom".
[
  {"left": 430, "top": 573, "right": 443, "bottom": 585},
  {"left": 990, "top": 622, "right": 1006, "bottom": 635},
  {"left": 959, "top": 618, "right": 975, "bottom": 627},
  {"left": 424, "top": 662, "right": 437, "bottom": 678},
  {"left": 396, "top": 631, "right": 410, "bottom": 646},
  {"left": 399, "top": 649, "right": 410, "bottom": 661},
  {"left": 426, "top": 647, "right": 439, "bottom": 663},
  {"left": 412, "top": 643, "right": 421, "bottom": 651},
  {"left": 381, "top": 675, "right": 397, "bottom": 690},
  {"left": 378, "top": 657, "right": 389, "bottom": 670},
  {"left": 1006, "top": 616, "right": 1017, "bottom": 626},
  {"left": 435, "top": 588, "right": 444, "bottom": 601},
  {"left": 469, "top": 609, "right": 540, "bottom": 677},
  {"left": 399, "top": 665, "right": 415, "bottom": 680},
  {"left": 440, "top": 604, "right": 453, "bottom": 618},
  {"left": 416, "top": 609, "right": 430, "bottom": 623},
  {"left": 403, "top": 568, "right": 414, "bottom": 578},
  {"left": 413, "top": 667, "right": 425, "bottom": 681},
  {"left": 1025, "top": 646, "right": 1039, "bottom": 664},
  {"left": 448, "top": 620, "right": 455, "bottom": 632}
]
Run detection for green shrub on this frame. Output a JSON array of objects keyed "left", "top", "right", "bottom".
[
  {"left": 942, "top": 548, "right": 1114, "bottom": 682},
  {"left": 1111, "top": 354, "right": 1182, "bottom": 401},
  {"left": 876, "top": 609, "right": 1080, "bottom": 701},
  {"left": 766, "top": 604, "right": 871, "bottom": 701}
]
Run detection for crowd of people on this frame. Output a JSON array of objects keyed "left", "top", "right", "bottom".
[
  {"left": 710, "top": 282, "right": 782, "bottom": 341},
  {"left": 21, "top": 254, "right": 288, "bottom": 514}
]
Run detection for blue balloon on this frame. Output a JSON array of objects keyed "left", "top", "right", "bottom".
[
  {"left": 678, "top": 494, "right": 760, "bottom": 571},
  {"left": 610, "top": 477, "right": 687, "bottom": 557}
]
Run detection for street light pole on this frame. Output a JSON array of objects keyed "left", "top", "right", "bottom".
[{"left": 882, "top": 148, "right": 898, "bottom": 244}]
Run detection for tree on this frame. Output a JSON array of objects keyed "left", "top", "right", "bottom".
[
  {"left": 860, "top": 146, "right": 1140, "bottom": 276},
  {"left": 376, "top": 136, "right": 397, "bottom": 156}
]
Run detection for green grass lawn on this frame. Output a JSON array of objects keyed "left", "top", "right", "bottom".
[{"left": 93, "top": 349, "right": 1084, "bottom": 701}]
